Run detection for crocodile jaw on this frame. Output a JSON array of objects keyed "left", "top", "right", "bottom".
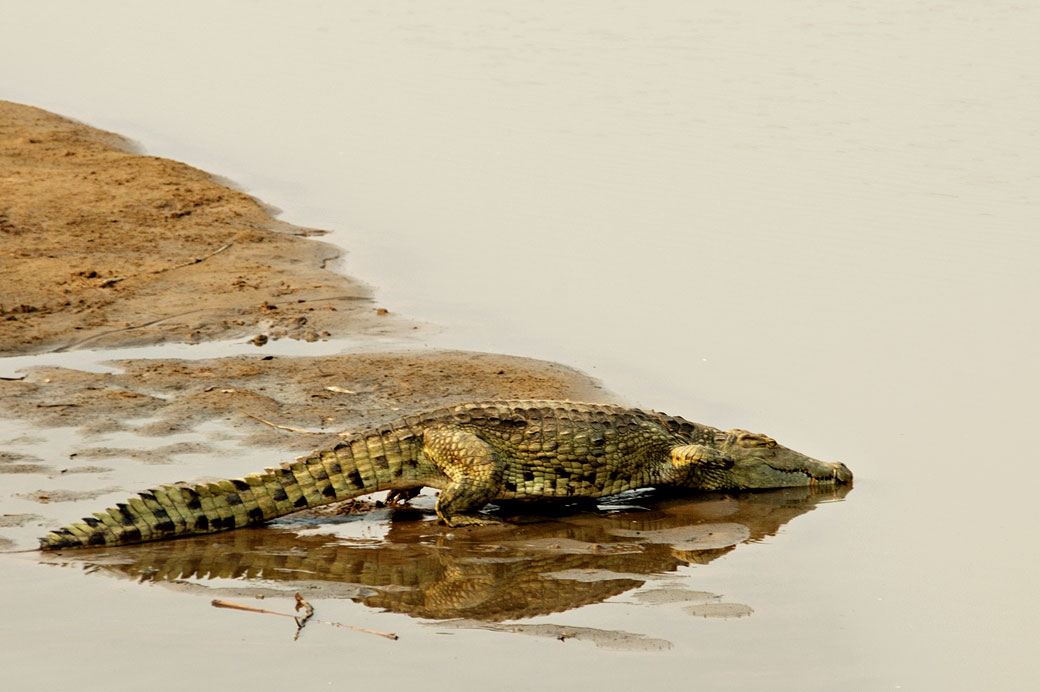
[
  {"left": 728, "top": 456, "right": 853, "bottom": 489},
  {"left": 708, "top": 429, "right": 853, "bottom": 490}
]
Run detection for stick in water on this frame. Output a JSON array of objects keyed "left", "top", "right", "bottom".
[
  {"left": 293, "top": 593, "right": 315, "bottom": 640},
  {"left": 211, "top": 598, "right": 398, "bottom": 641}
]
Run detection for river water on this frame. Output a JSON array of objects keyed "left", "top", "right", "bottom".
[{"left": 2, "top": 2, "right": 1038, "bottom": 690}]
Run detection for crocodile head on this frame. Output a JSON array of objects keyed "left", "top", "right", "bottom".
[{"left": 673, "top": 429, "right": 853, "bottom": 490}]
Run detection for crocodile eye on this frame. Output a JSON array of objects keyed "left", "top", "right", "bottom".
[{"left": 731, "top": 431, "right": 777, "bottom": 449}]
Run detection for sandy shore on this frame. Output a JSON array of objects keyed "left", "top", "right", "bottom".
[{"left": 0, "top": 102, "right": 407, "bottom": 354}]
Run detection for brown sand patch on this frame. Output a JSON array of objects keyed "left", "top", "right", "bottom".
[{"left": 0, "top": 100, "right": 400, "bottom": 355}]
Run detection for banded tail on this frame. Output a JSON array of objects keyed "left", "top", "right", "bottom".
[{"left": 40, "top": 430, "right": 427, "bottom": 550}]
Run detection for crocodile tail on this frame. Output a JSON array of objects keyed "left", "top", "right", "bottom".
[{"left": 39, "top": 434, "right": 411, "bottom": 550}]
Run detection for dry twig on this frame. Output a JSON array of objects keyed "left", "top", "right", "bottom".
[
  {"left": 293, "top": 592, "right": 315, "bottom": 640},
  {"left": 91, "top": 244, "right": 234, "bottom": 289},
  {"left": 211, "top": 598, "right": 398, "bottom": 641},
  {"left": 239, "top": 411, "right": 327, "bottom": 435},
  {"left": 164, "top": 243, "right": 233, "bottom": 272}
]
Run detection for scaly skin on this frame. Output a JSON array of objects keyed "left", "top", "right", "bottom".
[{"left": 38, "top": 400, "right": 852, "bottom": 549}]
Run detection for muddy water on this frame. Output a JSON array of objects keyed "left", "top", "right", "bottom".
[{"left": 2, "top": 2, "right": 1039, "bottom": 691}]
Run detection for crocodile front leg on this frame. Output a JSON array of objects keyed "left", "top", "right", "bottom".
[
  {"left": 422, "top": 426, "right": 505, "bottom": 526},
  {"left": 669, "top": 444, "right": 733, "bottom": 468}
]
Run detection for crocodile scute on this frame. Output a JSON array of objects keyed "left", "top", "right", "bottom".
[{"left": 39, "top": 400, "right": 851, "bottom": 549}]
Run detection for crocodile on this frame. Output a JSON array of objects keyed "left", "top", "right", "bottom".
[{"left": 39, "top": 400, "right": 852, "bottom": 549}]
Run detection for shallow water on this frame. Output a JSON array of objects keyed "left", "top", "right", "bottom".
[
  {"left": 2, "top": 1, "right": 1039, "bottom": 690},
  {"left": 35, "top": 487, "right": 848, "bottom": 623}
]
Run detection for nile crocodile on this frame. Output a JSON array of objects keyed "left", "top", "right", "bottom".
[{"left": 39, "top": 400, "right": 852, "bottom": 549}]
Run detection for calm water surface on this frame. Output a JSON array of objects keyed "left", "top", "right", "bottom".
[{"left": 2, "top": 2, "right": 1038, "bottom": 690}]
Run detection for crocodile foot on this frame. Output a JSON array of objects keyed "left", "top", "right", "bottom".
[{"left": 385, "top": 488, "right": 422, "bottom": 505}]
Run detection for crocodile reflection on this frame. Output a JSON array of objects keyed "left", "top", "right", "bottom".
[{"left": 46, "top": 486, "right": 849, "bottom": 621}]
